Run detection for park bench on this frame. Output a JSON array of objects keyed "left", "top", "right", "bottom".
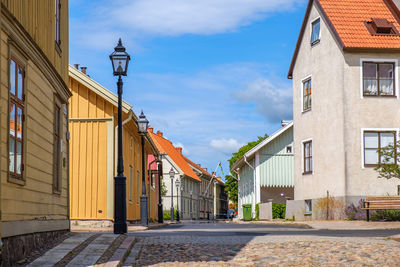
[{"left": 362, "top": 196, "right": 400, "bottom": 221}]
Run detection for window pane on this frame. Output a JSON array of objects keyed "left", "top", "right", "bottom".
[
  {"left": 310, "top": 158, "right": 313, "bottom": 171},
  {"left": 10, "top": 60, "right": 15, "bottom": 95},
  {"left": 10, "top": 103, "right": 15, "bottom": 137},
  {"left": 9, "top": 138, "right": 15, "bottom": 172},
  {"left": 305, "top": 158, "right": 310, "bottom": 172},
  {"left": 380, "top": 132, "right": 395, "bottom": 148},
  {"left": 364, "top": 132, "right": 378, "bottom": 148},
  {"left": 365, "top": 148, "right": 378, "bottom": 164},
  {"left": 364, "top": 79, "right": 378, "bottom": 95},
  {"left": 379, "top": 64, "right": 393, "bottom": 79},
  {"left": 17, "top": 66, "right": 23, "bottom": 100},
  {"left": 17, "top": 107, "right": 23, "bottom": 140},
  {"left": 363, "top": 63, "right": 377, "bottom": 79},
  {"left": 380, "top": 79, "right": 393, "bottom": 95},
  {"left": 16, "top": 141, "right": 22, "bottom": 174},
  {"left": 311, "top": 20, "right": 320, "bottom": 43}
]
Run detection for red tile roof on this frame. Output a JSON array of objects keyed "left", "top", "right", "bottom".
[
  {"left": 288, "top": 0, "right": 400, "bottom": 78},
  {"left": 148, "top": 131, "right": 201, "bottom": 182},
  {"left": 181, "top": 154, "right": 213, "bottom": 178}
]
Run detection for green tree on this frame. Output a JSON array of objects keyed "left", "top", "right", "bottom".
[
  {"left": 374, "top": 139, "right": 400, "bottom": 180},
  {"left": 225, "top": 134, "right": 269, "bottom": 203}
]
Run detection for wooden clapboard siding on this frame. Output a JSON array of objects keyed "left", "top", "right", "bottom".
[
  {"left": 1, "top": 0, "right": 69, "bottom": 83},
  {"left": 1, "top": 30, "right": 69, "bottom": 223}
]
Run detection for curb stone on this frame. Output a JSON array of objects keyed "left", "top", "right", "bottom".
[{"left": 102, "top": 236, "right": 136, "bottom": 267}]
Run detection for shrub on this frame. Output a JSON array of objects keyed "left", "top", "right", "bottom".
[
  {"left": 314, "top": 195, "right": 345, "bottom": 220},
  {"left": 345, "top": 199, "right": 366, "bottom": 220},
  {"left": 254, "top": 203, "right": 262, "bottom": 221},
  {"left": 272, "top": 203, "right": 286, "bottom": 219},
  {"left": 163, "top": 210, "right": 178, "bottom": 220},
  {"left": 371, "top": 210, "right": 400, "bottom": 221}
]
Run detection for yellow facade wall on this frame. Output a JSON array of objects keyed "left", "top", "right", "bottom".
[
  {"left": 1, "top": 0, "right": 69, "bottom": 83},
  {"left": 0, "top": 28, "right": 69, "bottom": 234},
  {"left": 69, "top": 73, "right": 158, "bottom": 222}
]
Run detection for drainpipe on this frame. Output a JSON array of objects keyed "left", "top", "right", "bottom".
[{"left": 244, "top": 155, "right": 256, "bottom": 218}]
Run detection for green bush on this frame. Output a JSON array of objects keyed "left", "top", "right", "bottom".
[
  {"left": 163, "top": 210, "right": 178, "bottom": 220},
  {"left": 253, "top": 203, "right": 262, "bottom": 221},
  {"left": 272, "top": 203, "right": 286, "bottom": 219},
  {"left": 371, "top": 210, "right": 400, "bottom": 221}
]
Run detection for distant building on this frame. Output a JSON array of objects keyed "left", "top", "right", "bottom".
[
  {"left": 232, "top": 122, "right": 294, "bottom": 219},
  {"left": 287, "top": 0, "right": 400, "bottom": 220},
  {"left": 0, "top": 1, "right": 71, "bottom": 265},
  {"left": 68, "top": 65, "right": 159, "bottom": 225},
  {"left": 148, "top": 128, "right": 201, "bottom": 220}
]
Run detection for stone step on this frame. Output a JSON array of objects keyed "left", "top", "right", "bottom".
[{"left": 101, "top": 236, "right": 136, "bottom": 267}]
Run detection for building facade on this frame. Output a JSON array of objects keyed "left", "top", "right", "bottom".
[
  {"left": 148, "top": 128, "right": 201, "bottom": 220},
  {"left": 232, "top": 122, "right": 294, "bottom": 219},
  {"left": 68, "top": 65, "right": 159, "bottom": 225},
  {"left": 287, "top": 0, "right": 400, "bottom": 220},
  {"left": 0, "top": 0, "right": 70, "bottom": 264}
]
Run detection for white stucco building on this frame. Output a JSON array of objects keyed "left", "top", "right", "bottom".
[{"left": 287, "top": 0, "right": 400, "bottom": 220}]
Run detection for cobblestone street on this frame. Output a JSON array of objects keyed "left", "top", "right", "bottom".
[{"left": 129, "top": 222, "right": 400, "bottom": 266}]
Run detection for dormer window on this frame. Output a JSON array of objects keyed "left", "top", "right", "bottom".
[
  {"left": 365, "top": 18, "right": 399, "bottom": 35},
  {"left": 311, "top": 18, "right": 320, "bottom": 45}
]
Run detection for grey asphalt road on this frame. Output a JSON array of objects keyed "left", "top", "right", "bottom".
[{"left": 131, "top": 221, "right": 400, "bottom": 238}]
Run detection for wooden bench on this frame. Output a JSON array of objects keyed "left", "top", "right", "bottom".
[{"left": 362, "top": 196, "right": 400, "bottom": 221}]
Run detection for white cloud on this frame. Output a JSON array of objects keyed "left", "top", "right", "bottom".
[
  {"left": 235, "top": 78, "right": 292, "bottom": 123},
  {"left": 109, "top": 0, "right": 303, "bottom": 36},
  {"left": 210, "top": 138, "right": 245, "bottom": 154}
]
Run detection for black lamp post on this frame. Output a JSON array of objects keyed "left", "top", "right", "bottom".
[
  {"left": 169, "top": 168, "right": 175, "bottom": 221},
  {"left": 175, "top": 179, "right": 180, "bottom": 222},
  {"left": 157, "top": 160, "right": 163, "bottom": 223},
  {"left": 110, "top": 38, "right": 130, "bottom": 234},
  {"left": 138, "top": 111, "right": 149, "bottom": 226}
]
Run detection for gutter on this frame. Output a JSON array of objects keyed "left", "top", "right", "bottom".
[{"left": 243, "top": 155, "right": 254, "bottom": 170}]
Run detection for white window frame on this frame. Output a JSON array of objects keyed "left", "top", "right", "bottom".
[
  {"left": 301, "top": 138, "right": 313, "bottom": 175},
  {"left": 360, "top": 128, "right": 399, "bottom": 168},
  {"left": 360, "top": 58, "right": 399, "bottom": 99},
  {"left": 310, "top": 16, "right": 321, "bottom": 44},
  {"left": 301, "top": 75, "right": 312, "bottom": 113}
]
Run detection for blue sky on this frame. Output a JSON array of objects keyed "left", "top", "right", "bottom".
[{"left": 69, "top": 0, "right": 307, "bottom": 177}]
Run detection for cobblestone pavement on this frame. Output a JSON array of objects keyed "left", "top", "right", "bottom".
[{"left": 128, "top": 222, "right": 400, "bottom": 267}]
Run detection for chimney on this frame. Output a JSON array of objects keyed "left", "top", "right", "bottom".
[
  {"left": 74, "top": 64, "right": 80, "bottom": 69},
  {"left": 281, "top": 120, "right": 290, "bottom": 127},
  {"left": 212, "top": 171, "right": 216, "bottom": 176},
  {"left": 156, "top": 131, "right": 163, "bottom": 137},
  {"left": 203, "top": 168, "right": 208, "bottom": 172},
  {"left": 81, "top": 67, "right": 87, "bottom": 74},
  {"left": 148, "top": 126, "right": 153, "bottom": 133},
  {"left": 176, "top": 147, "right": 182, "bottom": 154}
]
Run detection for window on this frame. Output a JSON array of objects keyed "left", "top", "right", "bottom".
[
  {"left": 286, "top": 145, "right": 293, "bottom": 154},
  {"left": 129, "top": 166, "right": 133, "bottom": 202},
  {"left": 53, "top": 103, "right": 62, "bottom": 192},
  {"left": 303, "top": 140, "right": 313, "bottom": 174},
  {"left": 136, "top": 170, "right": 140, "bottom": 204},
  {"left": 363, "top": 131, "right": 396, "bottom": 167},
  {"left": 365, "top": 18, "right": 399, "bottom": 36},
  {"left": 311, "top": 18, "right": 320, "bottom": 44},
  {"left": 363, "top": 62, "right": 395, "bottom": 96},
  {"left": 305, "top": 200, "right": 312, "bottom": 214},
  {"left": 55, "top": 0, "right": 61, "bottom": 45},
  {"left": 9, "top": 58, "right": 24, "bottom": 179},
  {"left": 303, "top": 78, "right": 312, "bottom": 111}
]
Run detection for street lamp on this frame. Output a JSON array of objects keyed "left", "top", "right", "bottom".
[
  {"left": 110, "top": 38, "right": 130, "bottom": 234},
  {"left": 169, "top": 168, "right": 175, "bottom": 221},
  {"left": 175, "top": 179, "right": 180, "bottom": 222},
  {"left": 138, "top": 111, "right": 149, "bottom": 226}
]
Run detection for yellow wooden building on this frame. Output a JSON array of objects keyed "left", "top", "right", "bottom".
[
  {"left": 69, "top": 65, "right": 159, "bottom": 226},
  {"left": 0, "top": 0, "right": 71, "bottom": 265}
]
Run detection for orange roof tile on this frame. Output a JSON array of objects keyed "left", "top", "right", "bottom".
[
  {"left": 148, "top": 131, "right": 201, "bottom": 182},
  {"left": 288, "top": 0, "right": 400, "bottom": 78},
  {"left": 181, "top": 154, "right": 213, "bottom": 178},
  {"left": 319, "top": 0, "right": 400, "bottom": 49}
]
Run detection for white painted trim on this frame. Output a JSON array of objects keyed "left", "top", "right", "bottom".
[
  {"left": 255, "top": 151, "right": 261, "bottom": 204},
  {"left": 301, "top": 138, "right": 313, "bottom": 175},
  {"left": 310, "top": 16, "right": 321, "bottom": 44},
  {"left": 359, "top": 58, "right": 399, "bottom": 99},
  {"left": 301, "top": 75, "right": 312, "bottom": 113},
  {"left": 360, "top": 128, "right": 399, "bottom": 169}
]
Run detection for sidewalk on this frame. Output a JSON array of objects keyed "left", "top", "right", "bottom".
[
  {"left": 71, "top": 221, "right": 174, "bottom": 233},
  {"left": 232, "top": 219, "right": 400, "bottom": 230}
]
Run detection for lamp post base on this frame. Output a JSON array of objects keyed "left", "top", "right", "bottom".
[
  {"left": 158, "top": 203, "right": 163, "bottom": 223},
  {"left": 140, "top": 195, "right": 148, "bottom": 226},
  {"left": 176, "top": 209, "right": 180, "bottom": 222},
  {"left": 170, "top": 207, "right": 174, "bottom": 221},
  {"left": 114, "top": 175, "right": 127, "bottom": 234}
]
